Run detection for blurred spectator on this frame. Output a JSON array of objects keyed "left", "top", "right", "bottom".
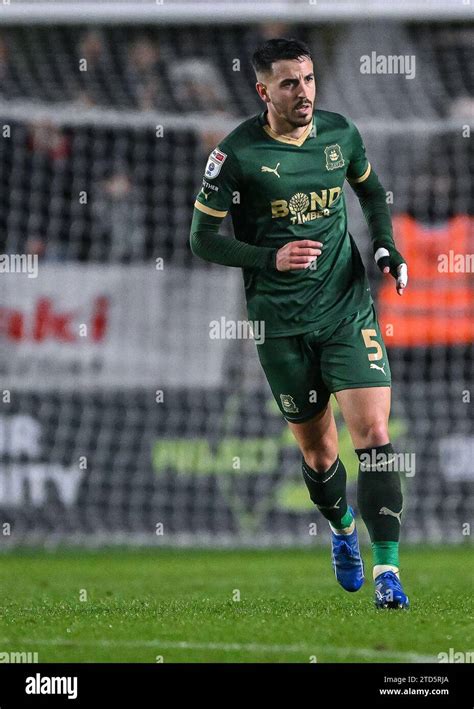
[
  {"left": 199, "top": 128, "right": 228, "bottom": 157},
  {"left": 79, "top": 29, "right": 104, "bottom": 67},
  {"left": 0, "top": 35, "right": 9, "bottom": 82},
  {"left": 0, "top": 34, "right": 20, "bottom": 99},
  {"left": 244, "top": 22, "right": 295, "bottom": 55},
  {"left": 25, "top": 235, "right": 47, "bottom": 259},
  {"left": 73, "top": 91, "right": 97, "bottom": 108},
  {"left": 92, "top": 170, "right": 146, "bottom": 261},
  {"left": 27, "top": 121, "right": 70, "bottom": 162},
  {"left": 125, "top": 36, "right": 166, "bottom": 110},
  {"left": 168, "top": 58, "right": 232, "bottom": 114},
  {"left": 23, "top": 123, "right": 72, "bottom": 259},
  {"left": 449, "top": 96, "right": 474, "bottom": 120},
  {"left": 24, "top": 234, "right": 72, "bottom": 262},
  {"left": 75, "top": 28, "right": 114, "bottom": 106},
  {"left": 255, "top": 22, "right": 293, "bottom": 42}
]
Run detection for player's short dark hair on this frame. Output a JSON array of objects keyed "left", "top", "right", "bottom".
[{"left": 252, "top": 38, "right": 312, "bottom": 76}]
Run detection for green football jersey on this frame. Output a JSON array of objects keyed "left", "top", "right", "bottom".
[{"left": 194, "top": 109, "right": 374, "bottom": 337}]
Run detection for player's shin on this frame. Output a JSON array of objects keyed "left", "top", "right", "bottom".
[
  {"left": 302, "top": 456, "right": 353, "bottom": 532},
  {"left": 355, "top": 443, "right": 403, "bottom": 579}
]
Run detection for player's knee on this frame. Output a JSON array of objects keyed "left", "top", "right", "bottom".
[
  {"left": 356, "top": 420, "right": 389, "bottom": 449},
  {"left": 302, "top": 444, "right": 338, "bottom": 474}
]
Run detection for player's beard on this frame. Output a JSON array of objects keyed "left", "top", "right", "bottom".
[
  {"left": 288, "top": 114, "right": 312, "bottom": 128},
  {"left": 278, "top": 100, "right": 313, "bottom": 128}
]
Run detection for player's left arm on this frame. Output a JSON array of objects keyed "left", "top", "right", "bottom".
[{"left": 346, "top": 121, "right": 408, "bottom": 295}]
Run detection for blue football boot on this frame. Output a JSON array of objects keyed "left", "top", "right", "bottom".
[
  {"left": 330, "top": 507, "right": 365, "bottom": 592},
  {"left": 374, "top": 571, "right": 410, "bottom": 609}
]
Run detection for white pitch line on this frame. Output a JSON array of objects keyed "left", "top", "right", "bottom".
[{"left": 0, "top": 638, "right": 436, "bottom": 662}]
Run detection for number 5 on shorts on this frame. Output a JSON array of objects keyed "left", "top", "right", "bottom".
[{"left": 362, "top": 328, "right": 383, "bottom": 361}]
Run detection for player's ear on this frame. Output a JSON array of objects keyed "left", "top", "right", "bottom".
[{"left": 256, "top": 81, "right": 270, "bottom": 103}]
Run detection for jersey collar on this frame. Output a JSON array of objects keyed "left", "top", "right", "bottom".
[{"left": 259, "top": 110, "right": 315, "bottom": 146}]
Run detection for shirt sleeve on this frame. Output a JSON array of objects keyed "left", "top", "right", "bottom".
[
  {"left": 194, "top": 145, "right": 240, "bottom": 218},
  {"left": 190, "top": 144, "right": 277, "bottom": 270},
  {"left": 345, "top": 120, "right": 372, "bottom": 185},
  {"left": 346, "top": 120, "right": 397, "bottom": 255}
]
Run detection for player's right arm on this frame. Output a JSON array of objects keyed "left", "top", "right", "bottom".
[{"left": 190, "top": 145, "right": 321, "bottom": 271}]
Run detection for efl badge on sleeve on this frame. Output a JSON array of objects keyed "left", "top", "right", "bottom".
[{"left": 205, "top": 148, "right": 228, "bottom": 179}]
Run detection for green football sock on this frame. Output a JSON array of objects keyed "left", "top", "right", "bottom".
[
  {"left": 356, "top": 442, "right": 403, "bottom": 568},
  {"left": 337, "top": 507, "right": 354, "bottom": 530},
  {"left": 372, "top": 541, "right": 399, "bottom": 567}
]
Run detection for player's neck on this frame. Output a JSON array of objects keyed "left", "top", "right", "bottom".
[{"left": 265, "top": 110, "right": 310, "bottom": 140}]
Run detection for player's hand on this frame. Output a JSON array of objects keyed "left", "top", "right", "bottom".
[
  {"left": 276, "top": 240, "right": 323, "bottom": 272},
  {"left": 374, "top": 247, "right": 408, "bottom": 296}
]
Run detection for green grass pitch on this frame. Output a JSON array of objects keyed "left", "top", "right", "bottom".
[{"left": 0, "top": 546, "right": 472, "bottom": 663}]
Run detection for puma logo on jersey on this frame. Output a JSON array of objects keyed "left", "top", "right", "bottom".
[
  {"left": 261, "top": 162, "right": 281, "bottom": 178},
  {"left": 370, "top": 362, "right": 386, "bottom": 376},
  {"left": 379, "top": 506, "right": 403, "bottom": 524}
]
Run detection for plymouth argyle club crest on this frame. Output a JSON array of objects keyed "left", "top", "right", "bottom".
[
  {"left": 324, "top": 144, "right": 344, "bottom": 170},
  {"left": 280, "top": 394, "right": 299, "bottom": 414}
]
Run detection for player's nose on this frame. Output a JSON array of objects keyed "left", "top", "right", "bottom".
[{"left": 296, "top": 82, "right": 312, "bottom": 102}]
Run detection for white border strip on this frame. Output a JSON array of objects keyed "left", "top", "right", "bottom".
[{"left": 0, "top": 1, "right": 471, "bottom": 24}]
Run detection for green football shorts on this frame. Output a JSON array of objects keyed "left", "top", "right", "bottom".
[{"left": 256, "top": 300, "right": 391, "bottom": 423}]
